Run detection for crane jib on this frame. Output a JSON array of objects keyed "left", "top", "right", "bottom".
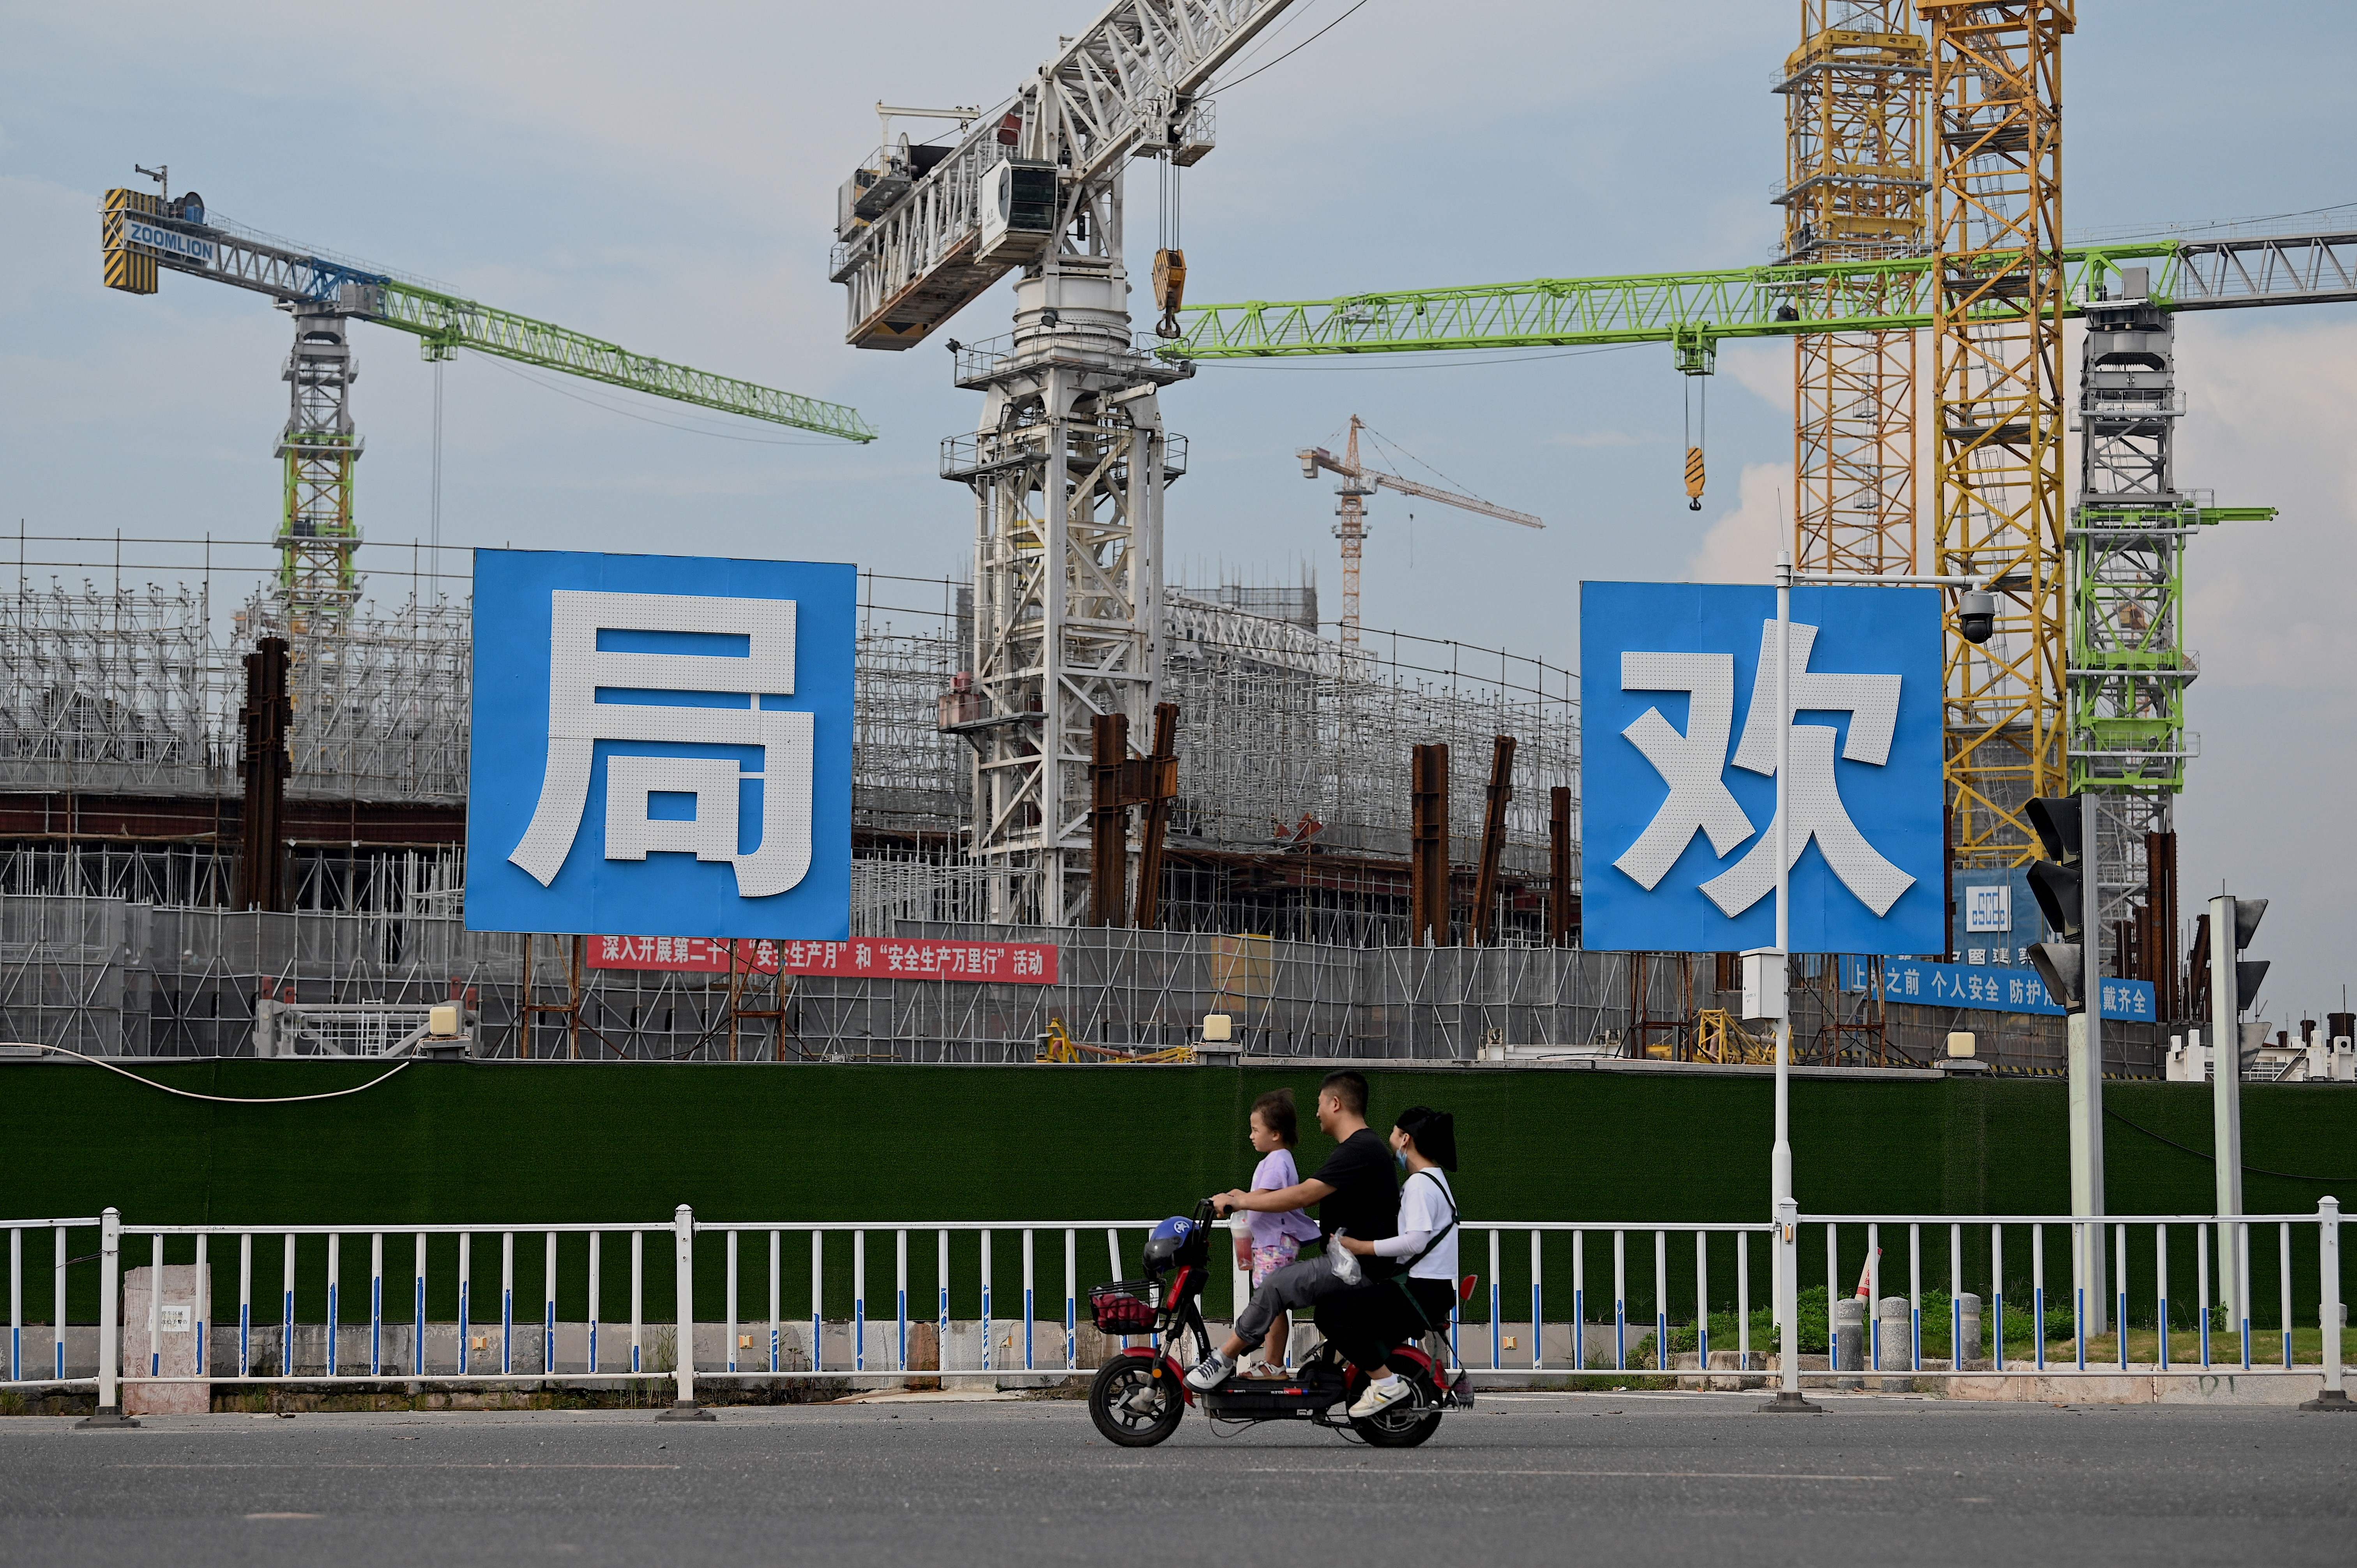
[{"left": 100, "top": 187, "right": 875, "bottom": 443}]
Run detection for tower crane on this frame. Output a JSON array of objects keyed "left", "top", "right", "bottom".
[
  {"left": 830, "top": 0, "right": 1304, "bottom": 927},
  {"left": 1298, "top": 416, "right": 1542, "bottom": 653},
  {"left": 102, "top": 175, "right": 875, "bottom": 630}
]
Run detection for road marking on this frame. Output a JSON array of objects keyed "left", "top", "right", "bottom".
[
  {"left": 1231, "top": 1467, "right": 1883, "bottom": 1481},
  {"left": 243, "top": 1513, "right": 322, "bottom": 1520},
  {"left": 134, "top": 1464, "right": 681, "bottom": 1471}
]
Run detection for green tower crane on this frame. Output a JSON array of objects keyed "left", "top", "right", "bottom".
[{"left": 103, "top": 177, "right": 876, "bottom": 629}]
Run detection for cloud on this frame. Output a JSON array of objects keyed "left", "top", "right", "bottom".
[
  {"left": 1682, "top": 461, "right": 1792, "bottom": 584},
  {"left": 1549, "top": 430, "right": 1643, "bottom": 449},
  {"left": 1715, "top": 340, "right": 1794, "bottom": 414}
]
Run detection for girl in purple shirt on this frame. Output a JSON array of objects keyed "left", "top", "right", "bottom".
[{"left": 1235, "top": 1088, "right": 1323, "bottom": 1375}]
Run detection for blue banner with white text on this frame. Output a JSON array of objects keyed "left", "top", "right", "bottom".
[{"left": 1841, "top": 955, "right": 2157, "bottom": 1022}]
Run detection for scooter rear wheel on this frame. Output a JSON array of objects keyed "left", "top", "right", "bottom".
[
  {"left": 1350, "top": 1367, "right": 1444, "bottom": 1448},
  {"left": 1088, "top": 1357, "right": 1185, "bottom": 1447}
]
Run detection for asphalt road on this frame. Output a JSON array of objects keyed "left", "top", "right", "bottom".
[{"left": 2, "top": 1391, "right": 2352, "bottom": 1567}]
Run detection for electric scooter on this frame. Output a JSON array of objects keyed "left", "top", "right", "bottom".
[{"left": 1084, "top": 1201, "right": 1474, "bottom": 1448}]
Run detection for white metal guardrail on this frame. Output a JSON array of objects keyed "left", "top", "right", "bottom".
[
  {"left": 5, "top": 1202, "right": 2345, "bottom": 1415},
  {"left": 1786, "top": 1203, "right": 2348, "bottom": 1383},
  {"left": 4, "top": 1217, "right": 103, "bottom": 1389}
]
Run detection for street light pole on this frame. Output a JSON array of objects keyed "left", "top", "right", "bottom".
[
  {"left": 1763, "top": 550, "right": 1815, "bottom": 1411},
  {"left": 1773, "top": 548, "right": 1793, "bottom": 1236},
  {"left": 1761, "top": 560, "right": 1978, "bottom": 1414}
]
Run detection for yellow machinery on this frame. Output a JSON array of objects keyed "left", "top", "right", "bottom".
[
  {"left": 1040, "top": 1015, "right": 1196, "bottom": 1066},
  {"left": 1694, "top": 1008, "right": 1777, "bottom": 1066}
]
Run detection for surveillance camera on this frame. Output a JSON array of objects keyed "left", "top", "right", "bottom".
[{"left": 1957, "top": 588, "right": 1995, "bottom": 645}]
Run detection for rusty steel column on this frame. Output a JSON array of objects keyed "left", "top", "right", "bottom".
[
  {"left": 1471, "top": 735, "right": 1516, "bottom": 945},
  {"left": 1409, "top": 743, "right": 1451, "bottom": 946},
  {"left": 1133, "top": 702, "right": 1180, "bottom": 930},
  {"left": 2147, "top": 828, "right": 2180, "bottom": 1021},
  {"left": 1089, "top": 712, "right": 1131, "bottom": 927},
  {"left": 1548, "top": 785, "right": 1575, "bottom": 946},
  {"left": 234, "top": 636, "right": 292, "bottom": 913}
]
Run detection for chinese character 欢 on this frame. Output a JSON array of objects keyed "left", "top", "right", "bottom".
[{"left": 1696, "top": 621, "right": 1914, "bottom": 919}]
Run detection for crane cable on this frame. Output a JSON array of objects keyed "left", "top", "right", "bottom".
[
  {"left": 1154, "top": 153, "right": 1186, "bottom": 338},
  {"left": 1683, "top": 376, "right": 1706, "bottom": 511}
]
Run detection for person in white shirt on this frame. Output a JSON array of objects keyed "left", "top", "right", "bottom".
[{"left": 1325, "top": 1106, "right": 1459, "bottom": 1419}]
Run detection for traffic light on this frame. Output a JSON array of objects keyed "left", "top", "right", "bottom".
[
  {"left": 2023, "top": 795, "right": 2087, "bottom": 1013},
  {"left": 2214, "top": 897, "right": 2270, "bottom": 1014}
]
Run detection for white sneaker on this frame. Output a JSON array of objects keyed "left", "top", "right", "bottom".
[
  {"left": 1349, "top": 1376, "right": 1412, "bottom": 1418},
  {"left": 1184, "top": 1352, "right": 1234, "bottom": 1392}
]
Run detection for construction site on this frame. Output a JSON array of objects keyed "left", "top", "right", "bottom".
[{"left": 5, "top": 0, "right": 2350, "bottom": 1077}]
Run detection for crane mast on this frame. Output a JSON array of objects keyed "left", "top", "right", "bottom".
[
  {"left": 836, "top": 0, "right": 1299, "bottom": 927},
  {"left": 1777, "top": 3, "right": 1929, "bottom": 581}
]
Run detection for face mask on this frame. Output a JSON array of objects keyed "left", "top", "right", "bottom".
[{"left": 1393, "top": 1149, "right": 1408, "bottom": 1170}]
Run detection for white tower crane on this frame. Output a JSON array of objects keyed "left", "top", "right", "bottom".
[
  {"left": 830, "top": 0, "right": 1302, "bottom": 927},
  {"left": 1299, "top": 415, "right": 1544, "bottom": 653}
]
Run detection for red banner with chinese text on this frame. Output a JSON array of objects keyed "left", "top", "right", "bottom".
[{"left": 585, "top": 935, "right": 1057, "bottom": 985}]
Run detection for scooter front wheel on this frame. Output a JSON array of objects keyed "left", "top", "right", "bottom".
[{"left": 1088, "top": 1356, "right": 1185, "bottom": 1447}]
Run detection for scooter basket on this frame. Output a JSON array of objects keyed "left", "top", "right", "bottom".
[{"left": 1089, "top": 1280, "right": 1160, "bottom": 1334}]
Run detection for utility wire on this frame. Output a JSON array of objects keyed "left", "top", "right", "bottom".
[
  {"left": 1205, "top": 0, "right": 1323, "bottom": 81},
  {"left": 1203, "top": 0, "right": 1374, "bottom": 97},
  {"left": 2103, "top": 1105, "right": 2355, "bottom": 1187},
  {"left": 18, "top": 1043, "right": 415, "bottom": 1104},
  {"left": 2071, "top": 198, "right": 2357, "bottom": 245}
]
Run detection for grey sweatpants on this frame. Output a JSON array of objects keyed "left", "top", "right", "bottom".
[{"left": 1233, "top": 1253, "right": 1365, "bottom": 1345}]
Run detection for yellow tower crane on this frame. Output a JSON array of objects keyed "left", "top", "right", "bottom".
[
  {"left": 1777, "top": 2, "right": 1928, "bottom": 578},
  {"left": 1922, "top": 0, "right": 2075, "bottom": 867}
]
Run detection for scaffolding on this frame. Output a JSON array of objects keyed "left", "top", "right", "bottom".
[
  {"left": 237, "top": 588, "right": 471, "bottom": 803},
  {"left": 1162, "top": 594, "right": 1579, "bottom": 872},
  {"left": 0, "top": 582, "right": 219, "bottom": 795},
  {"left": 0, "top": 895, "right": 2162, "bottom": 1072}
]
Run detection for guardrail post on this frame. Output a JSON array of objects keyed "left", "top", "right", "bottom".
[
  {"left": 2301, "top": 1197, "right": 2352, "bottom": 1411},
  {"left": 657, "top": 1204, "right": 714, "bottom": 1422},
  {"left": 77, "top": 1208, "right": 137, "bottom": 1429},
  {"left": 1758, "top": 1199, "right": 1818, "bottom": 1413}
]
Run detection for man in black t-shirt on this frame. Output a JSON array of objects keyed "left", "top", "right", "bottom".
[
  {"left": 1307, "top": 1119, "right": 1402, "bottom": 1268},
  {"left": 1184, "top": 1071, "right": 1398, "bottom": 1390}
]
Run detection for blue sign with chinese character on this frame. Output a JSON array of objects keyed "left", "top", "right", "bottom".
[
  {"left": 1580, "top": 581, "right": 1944, "bottom": 954},
  {"left": 465, "top": 549, "right": 854, "bottom": 939},
  {"left": 1842, "top": 956, "right": 2157, "bottom": 1022},
  {"left": 1952, "top": 866, "right": 2039, "bottom": 967}
]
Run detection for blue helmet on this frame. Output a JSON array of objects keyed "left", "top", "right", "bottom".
[{"left": 1142, "top": 1215, "right": 1197, "bottom": 1275}]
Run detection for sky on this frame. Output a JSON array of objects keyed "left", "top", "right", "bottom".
[{"left": 2, "top": 1, "right": 2353, "bottom": 1027}]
